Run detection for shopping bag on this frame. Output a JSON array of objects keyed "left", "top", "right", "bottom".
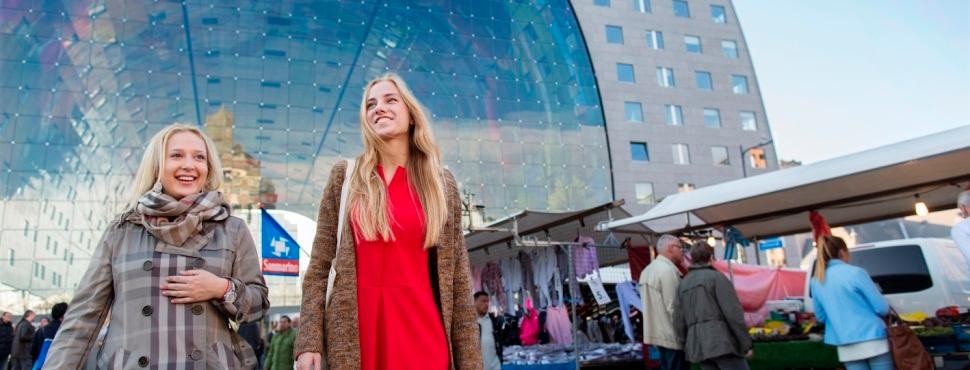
[{"left": 32, "top": 338, "right": 53, "bottom": 370}]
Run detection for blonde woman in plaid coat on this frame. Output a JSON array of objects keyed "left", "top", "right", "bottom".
[{"left": 44, "top": 124, "right": 269, "bottom": 369}]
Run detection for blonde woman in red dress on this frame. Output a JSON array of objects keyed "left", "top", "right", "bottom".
[{"left": 295, "top": 73, "right": 482, "bottom": 370}]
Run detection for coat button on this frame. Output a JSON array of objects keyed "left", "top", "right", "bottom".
[
  {"left": 190, "top": 349, "right": 203, "bottom": 361},
  {"left": 141, "top": 305, "right": 153, "bottom": 317},
  {"left": 191, "top": 304, "right": 204, "bottom": 315},
  {"left": 137, "top": 356, "right": 149, "bottom": 367},
  {"left": 142, "top": 260, "right": 153, "bottom": 271},
  {"left": 193, "top": 258, "right": 205, "bottom": 268}
]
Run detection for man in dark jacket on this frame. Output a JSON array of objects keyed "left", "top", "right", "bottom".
[
  {"left": 31, "top": 302, "right": 67, "bottom": 363},
  {"left": 673, "top": 242, "right": 753, "bottom": 370},
  {"left": 9, "top": 310, "right": 35, "bottom": 370},
  {"left": 237, "top": 321, "right": 265, "bottom": 367},
  {"left": 0, "top": 311, "right": 14, "bottom": 369},
  {"left": 475, "top": 291, "right": 509, "bottom": 370}
]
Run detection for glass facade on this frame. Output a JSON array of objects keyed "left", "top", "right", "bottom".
[{"left": 0, "top": 1, "right": 610, "bottom": 305}]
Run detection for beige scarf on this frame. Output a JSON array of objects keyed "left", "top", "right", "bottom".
[{"left": 130, "top": 183, "right": 230, "bottom": 247}]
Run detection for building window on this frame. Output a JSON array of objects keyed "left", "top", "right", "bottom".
[
  {"left": 595, "top": 0, "right": 611, "bottom": 7},
  {"left": 647, "top": 30, "right": 665, "bottom": 50},
  {"left": 606, "top": 25, "right": 624, "bottom": 44},
  {"left": 695, "top": 71, "right": 713, "bottom": 90},
  {"left": 665, "top": 104, "right": 684, "bottom": 126},
  {"left": 631, "top": 142, "right": 650, "bottom": 161},
  {"left": 711, "top": 146, "right": 730, "bottom": 166},
  {"left": 635, "top": 0, "right": 651, "bottom": 13},
  {"left": 732, "top": 75, "right": 749, "bottom": 94},
  {"left": 617, "top": 63, "right": 636, "bottom": 82},
  {"left": 678, "top": 183, "right": 695, "bottom": 193},
  {"left": 672, "top": 144, "right": 691, "bottom": 165},
  {"left": 749, "top": 148, "right": 767, "bottom": 169},
  {"left": 685, "top": 35, "right": 702, "bottom": 54},
  {"left": 711, "top": 5, "right": 727, "bottom": 23},
  {"left": 740, "top": 111, "right": 757, "bottom": 131},
  {"left": 722, "top": 40, "right": 739, "bottom": 58},
  {"left": 624, "top": 102, "right": 644, "bottom": 122},
  {"left": 673, "top": 0, "right": 690, "bottom": 17},
  {"left": 656, "top": 67, "right": 675, "bottom": 87},
  {"left": 703, "top": 108, "right": 721, "bottom": 128},
  {"left": 635, "top": 183, "right": 656, "bottom": 204}
]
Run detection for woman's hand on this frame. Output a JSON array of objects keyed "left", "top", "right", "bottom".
[
  {"left": 161, "top": 269, "right": 228, "bottom": 304},
  {"left": 296, "top": 352, "right": 322, "bottom": 370}
]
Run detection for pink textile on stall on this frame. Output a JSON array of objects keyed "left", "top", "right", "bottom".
[
  {"left": 519, "top": 299, "right": 540, "bottom": 346},
  {"left": 545, "top": 305, "right": 573, "bottom": 346},
  {"left": 472, "top": 265, "right": 485, "bottom": 293},
  {"left": 712, "top": 261, "right": 807, "bottom": 327}
]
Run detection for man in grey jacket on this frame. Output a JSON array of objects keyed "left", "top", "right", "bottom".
[
  {"left": 8, "top": 310, "right": 35, "bottom": 370},
  {"left": 673, "top": 242, "right": 753, "bottom": 370}
]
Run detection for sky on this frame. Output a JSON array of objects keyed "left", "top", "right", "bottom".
[{"left": 732, "top": 0, "right": 969, "bottom": 164}]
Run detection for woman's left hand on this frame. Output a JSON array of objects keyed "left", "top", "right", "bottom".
[{"left": 161, "top": 269, "right": 228, "bottom": 304}]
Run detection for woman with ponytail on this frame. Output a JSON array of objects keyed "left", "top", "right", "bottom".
[
  {"left": 295, "top": 73, "right": 481, "bottom": 370},
  {"left": 810, "top": 236, "right": 894, "bottom": 370}
]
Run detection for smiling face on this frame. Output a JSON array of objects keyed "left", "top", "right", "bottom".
[
  {"left": 160, "top": 131, "right": 210, "bottom": 199},
  {"left": 365, "top": 80, "right": 412, "bottom": 141}
]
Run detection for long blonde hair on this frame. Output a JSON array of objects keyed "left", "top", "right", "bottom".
[
  {"left": 350, "top": 73, "right": 448, "bottom": 249},
  {"left": 126, "top": 123, "right": 224, "bottom": 211},
  {"left": 814, "top": 235, "right": 848, "bottom": 284}
]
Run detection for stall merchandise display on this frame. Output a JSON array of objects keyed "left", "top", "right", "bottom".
[{"left": 502, "top": 343, "right": 643, "bottom": 366}]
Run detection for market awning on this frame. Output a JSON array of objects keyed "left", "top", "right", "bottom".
[
  {"left": 598, "top": 125, "right": 970, "bottom": 239},
  {"left": 465, "top": 200, "right": 654, "bottom": 267}
]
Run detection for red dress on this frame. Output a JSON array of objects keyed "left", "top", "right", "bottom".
[{"left": 353, "top": 165, "right": 449, "bottom": 370}]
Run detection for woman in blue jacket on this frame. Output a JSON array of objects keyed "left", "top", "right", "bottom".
[{"left": 810, "top": 235, "right": 894, "bottom": 370}]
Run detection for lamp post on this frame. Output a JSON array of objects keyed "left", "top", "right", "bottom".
[{"left": 740, "top": 139, "right": 774, "bottom": 178}]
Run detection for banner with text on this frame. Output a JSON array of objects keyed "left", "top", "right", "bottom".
[{"left": 261, "top": 209, "right": 300, "bottom": 276}]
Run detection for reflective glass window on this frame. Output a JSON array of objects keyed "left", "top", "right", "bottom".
[
  {"left": 606, "top": 25, "right": 624, "bottom": 44},
  {"left": 672, "top": 144, "right": 690, "bottom": 165},
  {"left": 618, "top": 63, "right": 636, "bottom": 82},
  {"left": 741, "top": 111, "right": 758, "bottom": 131},
  {"left": 673, "top": 0, "right": 690, "bottom": 17},
  {"left": 595, "top": 0, "right": 612, "bottom": 6},
  {"left": 696, "top": 71, "right": 713, "bottom": 90},
  {"left": 631, "top": 142, "right": 650, "bottom": 161},
  {"left": 711, "top": 5, "right": 727, "bottom": 23},
  {"left": 685, "top": 36, "right": 702, "bottom": 54},
  {"left": 647, "top": 31, "right": 665, "bottom": 50},
  {"left": 657, "top": 67, "right": 676, "bottom": 87},
  {"left": 625, "top": 102, "right": 644, "bottom": 122},
  {"left": 711, "top": 146, "right": 730, "bottom": 166},
  {"left": 722, "top": 40, "right": 739, "bottom": 58},
  {"left": 635, "top": 183, "right": 655, "bottom": 204},
  {"left": 732, "top": 75, "right": 750, "bottom": 94},
  {"left": 635, "top": 0, "right": 652, "bottom": 13},
  {"left": 704, "top": 108, "right": 721, "bottom": 128},
  {"left": 665, "top": 105, "right": 684, "bottom": 126}
]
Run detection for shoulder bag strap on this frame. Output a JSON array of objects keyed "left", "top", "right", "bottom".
[{"left": 326, "top": 159, "right": 355, "bottom": 305}]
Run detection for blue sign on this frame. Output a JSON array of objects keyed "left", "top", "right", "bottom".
[
  {"left": 758, "top": 237, "right": 784, "bottom": 251},
  {"left": 260, "top": 209, "right": 300, "bottom": 276}
]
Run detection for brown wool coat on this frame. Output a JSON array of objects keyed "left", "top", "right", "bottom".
[{"left": 294, "top": 160, "right": 482, "bottom": 370}]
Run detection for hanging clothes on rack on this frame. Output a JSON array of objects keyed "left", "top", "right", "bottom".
[
  {"left": 472, "top": 264, "right": 485, "bottom": 293},
  {"left": 500, "top": 255, "right": 524, "bottom": 313},
  {"left": 615, "top": 281, "right": 644, "bottom": 343},
  {"left": 625, "top": 240, "right": 653, "bottom": 282},
  {"left": 519, "top": 251, "right": 539, "bottom": 303},
  {"left": 481, "top": 261, "right": 505, "bottom": 312},
  {"left": 573, "top": 236, "right": 599, "bottom": 278},
  {"left": 532, "top": 246, "right": 564, "bottom": 308},
  {"left": 585, "top": 317, "right": 604, "bottom": 343},
  {"left": 545, "top": 305, "right": 573, "bottom": 346},
  {"left": 519, "top": 298, "right": 540, "bottom": 346}
]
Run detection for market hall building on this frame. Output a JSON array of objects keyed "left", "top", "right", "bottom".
[{"left": 0, "top": 0, "right": 775, "bottom": 313}]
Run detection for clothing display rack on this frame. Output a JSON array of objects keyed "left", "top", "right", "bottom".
[{"left": 464, "top": 200, "right": 655, "bottom": 370}]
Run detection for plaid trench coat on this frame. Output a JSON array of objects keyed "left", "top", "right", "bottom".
[{"left": 44, "top": 214, "right": 269, "bottom": 369}]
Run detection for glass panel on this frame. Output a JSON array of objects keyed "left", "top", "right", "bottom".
[
  {"left": 673, "top": 0, "right": 690, "bottom": 17},
  {"left": 711, "top": 146, "right": 729, "bottom": 166},
  {"left": 624, "top": 102, "right": 644, "bottom": 122},
  {"left": 595, "top": 0, "right": 612, "bottom": 6},
  {"left": 732, "top": 75, "right": 749, "bottom": 94},
  {"left": 606, "top": 25, "right": 624, "bottom": 44},
  {"left": 647, "top": 31, "right": 665, "bottom": 50},
  {"left": 672, "top": 144, "right": 690, "bottom": 165},
  {"left": 656, "top": 67, "right": 675, "bottom": 87},
  {"left": 635, "top": 0, "right": 652, "bottom": 13},
  {"left": 741, "top": 111, "right": 757, "bottom": 131},
  {"left": 703, "top": 108, "right": 721, "bottom": 128},
  {"left": 617, "top": 63, "right": 636, "bottom": 82},
  {"left": 630, "top": 142, "right": 650, "bottom": 161},
  {"left": 722, "top": 40, "right": 739, "bottom": 58},
  {"left": 685, "top": 36, "right": 702, "bottom": 54},
  {"left": 635, "top": 183, "right": 655, "bottom": 204},
  {"left": 695, "top": 71, "right": 712, "bottom": 90},
  {"left": 665, "top": 105, "right": 683, "bottom": 126},
  {"left": 711, "top": 5, "right": 726, "bottom": 23}
]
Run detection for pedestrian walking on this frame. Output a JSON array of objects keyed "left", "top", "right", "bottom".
[
  {"left": 475, "top": 292, "right": 505, "bottom": 370},
  {"left": 31, "top": 303, "right": 67, "bottom": 363},
  {"left": 8, "top": 310, "right": 35, "bottom": 370},
  {"left": 639, "top": 234, "right": 688, "bottom": 370},
  {"left": 0, "top": 311, "right": 13, "bottom": 369},
  {"left": 265, "top": 315, "right": 297, "bottom": 370}
]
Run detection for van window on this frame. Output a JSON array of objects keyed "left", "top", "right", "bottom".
[
  {"left": 852, "top": 245, "right": 932, "bottom": 294},
  {"left": 937, "top": 245, "right": 970, "bottom": 292}
]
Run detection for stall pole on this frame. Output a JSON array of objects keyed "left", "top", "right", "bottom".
[{"left": 566, "top": 243, "right": 581, "bottom": 370}]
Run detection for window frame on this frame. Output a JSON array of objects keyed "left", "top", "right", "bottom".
[
  {"left": 630, "top": 142, "right": 650, "bottom": 162},
  {"left": 685, "top": 35, "right": 702, "bottom": 54}
]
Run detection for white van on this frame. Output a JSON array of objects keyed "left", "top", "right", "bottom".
[{"left": 803, "top": 238, "right": 970, "bottom": 315}]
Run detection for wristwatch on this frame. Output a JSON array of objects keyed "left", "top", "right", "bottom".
[{"left": 222, "top": 279, "right": 238, "bottom": 303}]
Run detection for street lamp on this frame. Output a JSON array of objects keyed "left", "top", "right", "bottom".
[{"left": 740, "top": 139, "right": 774, "bottom": 178}]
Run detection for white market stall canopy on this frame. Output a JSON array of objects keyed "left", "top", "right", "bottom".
[
  {"left": 464, "top": 200, "right": 653, "bottom": 267},
  {"left": 599, "top": 125, "right": 970, "bottom": 239}
]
